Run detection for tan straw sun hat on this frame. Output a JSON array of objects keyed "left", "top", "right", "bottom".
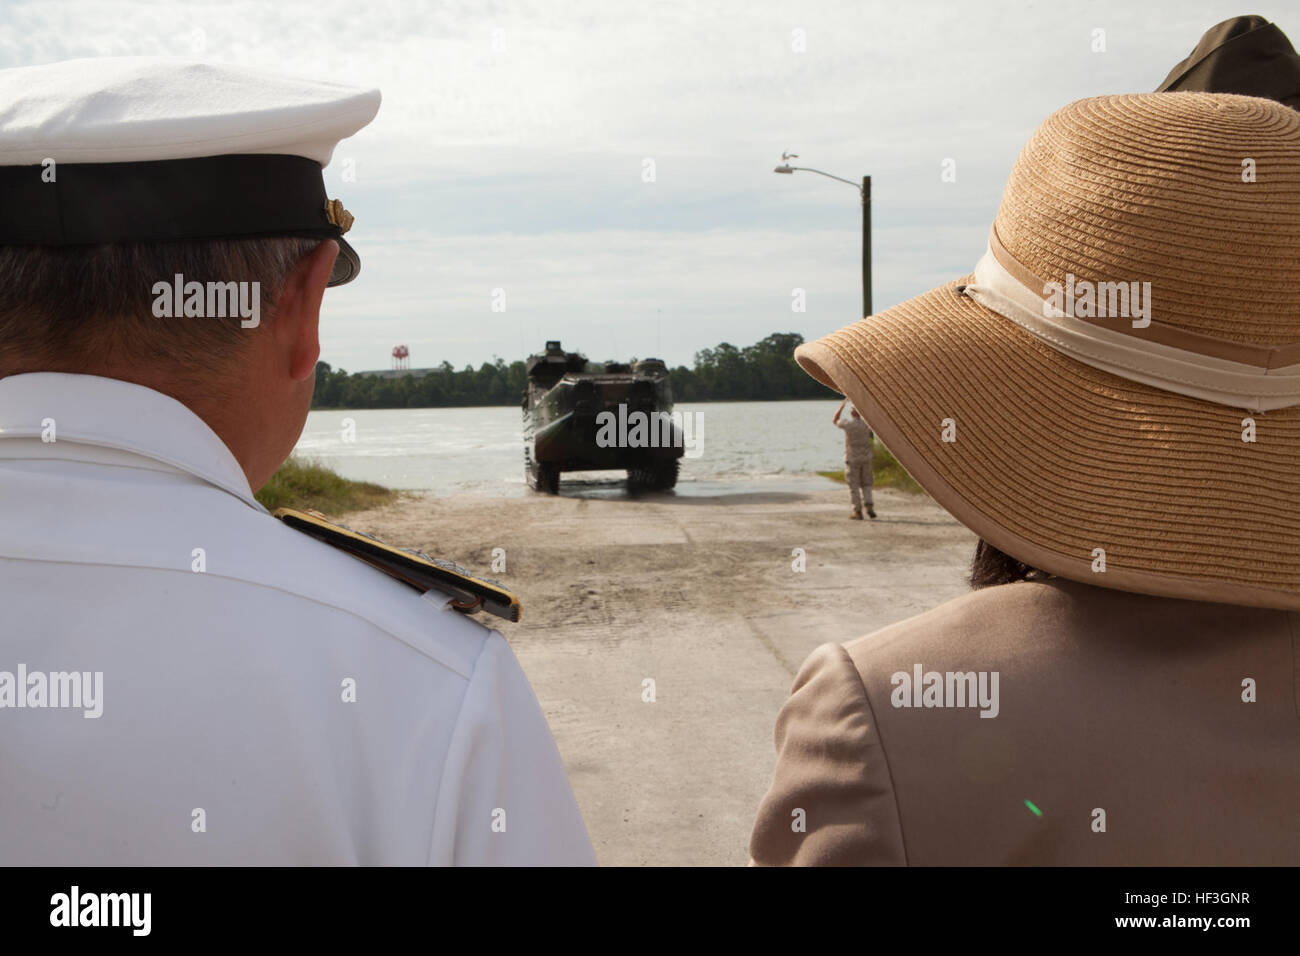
[{"left": 796, "top": 92, "right": 1300, "bottom": 610}]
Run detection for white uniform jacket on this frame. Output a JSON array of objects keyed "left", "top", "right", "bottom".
[{"left": 0, "top": 372, "right": 595, "bottom": 865}]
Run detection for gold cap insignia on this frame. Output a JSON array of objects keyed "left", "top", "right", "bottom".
[{"left": 324, "top": 199, "right": 354, "bottom": 234}]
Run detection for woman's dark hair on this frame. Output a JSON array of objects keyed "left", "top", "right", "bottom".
[{"left": 969, "top": 539, "right": 1050, "bottom": 589}]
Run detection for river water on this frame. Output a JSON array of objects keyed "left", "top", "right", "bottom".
[{"left": 295, "top": 400, "right": 850, "bottom": 497}]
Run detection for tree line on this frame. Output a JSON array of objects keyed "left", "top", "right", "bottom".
[{"left": 312, "top": 332, "right": 837, "bottom": 409}]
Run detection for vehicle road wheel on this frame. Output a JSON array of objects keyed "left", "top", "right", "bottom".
[
  {"left": 536, "top": 463, "right": 561, "bottom": 495},
  {"left": 628, "top": 460, "right": 677, "bottom": 491},
  {"left": 651, "top": 460, "right": 679, "bottom": 490}
]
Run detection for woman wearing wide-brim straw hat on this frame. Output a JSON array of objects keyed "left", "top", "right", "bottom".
[{"left": 749, "top": 92, "right": 1300, "bottom": 865}]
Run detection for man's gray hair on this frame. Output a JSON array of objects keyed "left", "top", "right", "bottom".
[{"left": 0, "top": 236, "right": 321, "bottom": 377}]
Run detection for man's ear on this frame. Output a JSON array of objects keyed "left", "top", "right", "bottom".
[{"left": 277, "top": 240, "right": 339, "bottom": 382}]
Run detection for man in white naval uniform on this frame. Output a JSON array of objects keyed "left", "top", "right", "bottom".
[{"left": 0, "top": 59, "right": 594, "bottom": 865}]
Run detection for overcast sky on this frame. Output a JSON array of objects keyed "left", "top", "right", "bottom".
[{"left": 2, "top": 0, "right": 1295, "bottom": 371}]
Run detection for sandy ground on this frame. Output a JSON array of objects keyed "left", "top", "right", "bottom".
[{"left": 345, "top": 480, "right": 977, "bottom": 865}]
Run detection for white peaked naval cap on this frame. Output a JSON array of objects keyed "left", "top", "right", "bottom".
[{"left": 0, "top": 57, "right": 381, "bottom": 285}]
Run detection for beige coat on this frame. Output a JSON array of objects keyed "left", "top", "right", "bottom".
[{"left": 749, "top": 578, "right": 1300, "bottom": 865}]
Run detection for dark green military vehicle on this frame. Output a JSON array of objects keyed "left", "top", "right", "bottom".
[{"left": 523, "top": 341, "right": 684, "bottom": 494}]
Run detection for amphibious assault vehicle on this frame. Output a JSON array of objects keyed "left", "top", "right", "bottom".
[{"left": 523, "top": 341, "right": 684, "bottom": 494}]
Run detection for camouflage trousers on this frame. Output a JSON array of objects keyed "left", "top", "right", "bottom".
[{"left": 846, "top": 457, "right": 874, "bottom": 511}]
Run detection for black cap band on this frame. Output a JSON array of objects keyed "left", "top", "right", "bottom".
[{"left": 0, "top": 153, "right": 360, "bottom": 285}]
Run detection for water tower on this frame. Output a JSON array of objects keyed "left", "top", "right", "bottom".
[{"left": 392, "top": 344, "right": 409, "bottom": 370}]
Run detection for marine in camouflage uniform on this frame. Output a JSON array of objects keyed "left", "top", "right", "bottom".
[{"left": 833, "top": 398, "right": 875, "bottom": 519}]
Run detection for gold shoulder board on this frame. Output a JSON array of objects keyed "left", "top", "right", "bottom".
[{"left": 273, "top": 508, "right": 521, "bottom": 623}]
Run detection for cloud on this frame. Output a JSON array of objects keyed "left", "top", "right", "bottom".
[{"left": 2, "top": 0, "right": 1291, "bottom": 369}]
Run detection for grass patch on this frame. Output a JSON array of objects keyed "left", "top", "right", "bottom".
[
  {"left": 255, "top": 456, "right": 401, "bottom": 515},
  {"left": 818, "top": 443, "right": 925, "bottom": 494}
]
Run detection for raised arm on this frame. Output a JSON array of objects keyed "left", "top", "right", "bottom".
[{"left": 832, "top": 397, "right": 847, "bottom": 425}]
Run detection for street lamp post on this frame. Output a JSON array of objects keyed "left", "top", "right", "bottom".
[
  {"left": 860, "top": 174, "right": 871, "bottom": 318},
  {"left": 774, "top": 159, "right": 872, "bottom": 318}
]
